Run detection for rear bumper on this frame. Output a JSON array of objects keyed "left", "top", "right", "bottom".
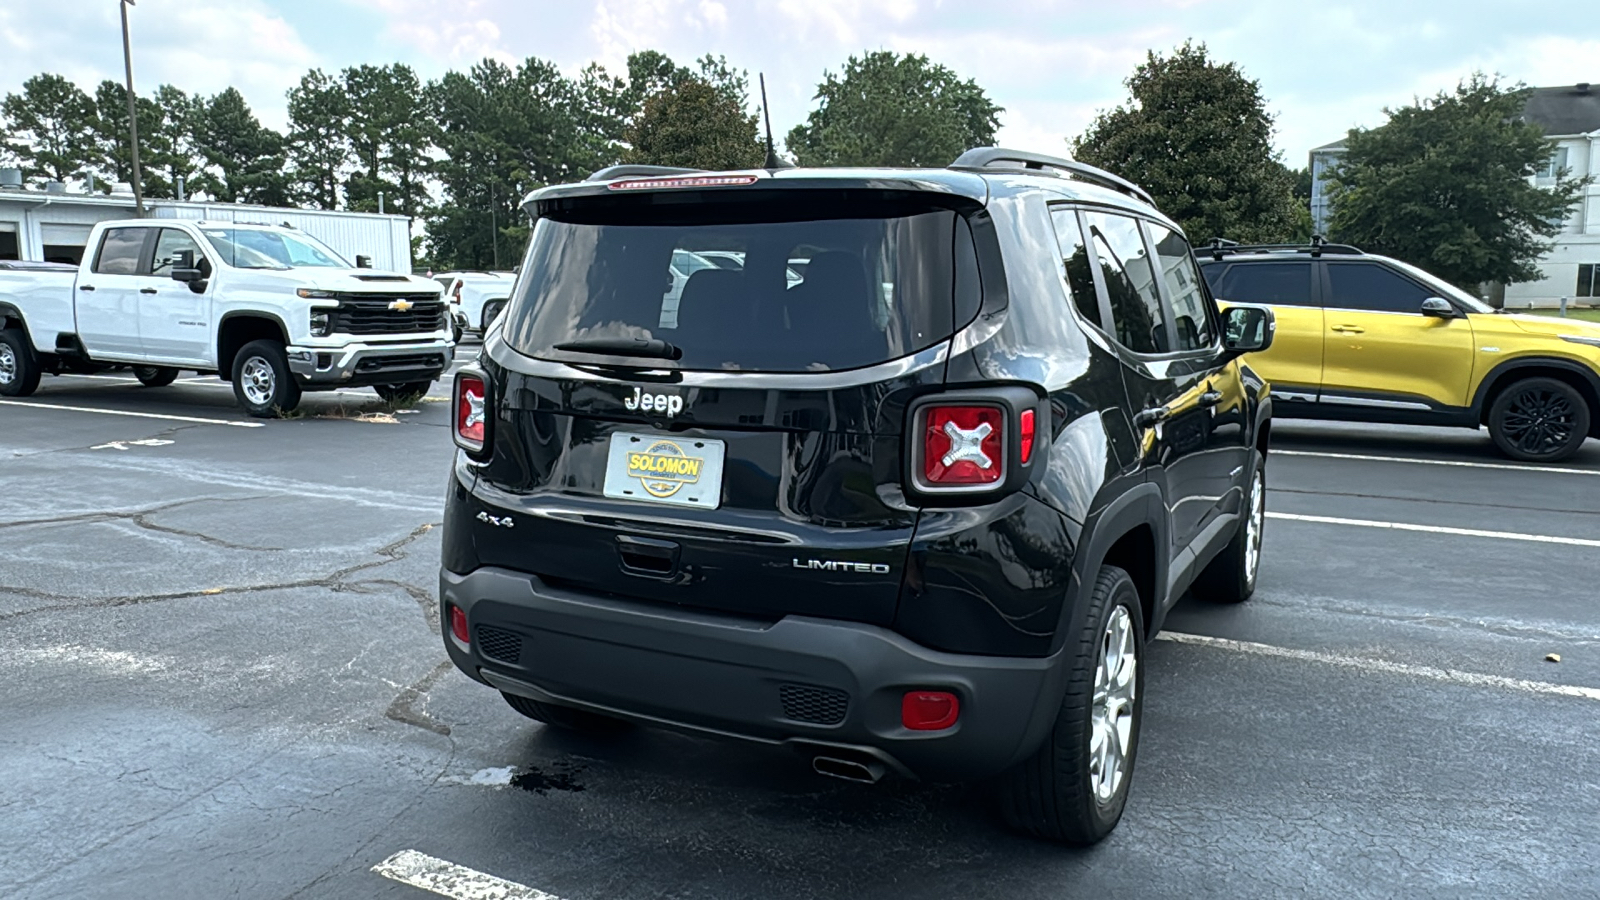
[
  {"left": 439, "top": 566, "right": 1069, "bottom": 782},
  {"left": 286, "top": 338, "right": 453, "bottom": 388}
]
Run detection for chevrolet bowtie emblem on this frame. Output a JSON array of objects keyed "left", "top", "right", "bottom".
[
  {"left": 941, "top": 421, "right": 994, "bottom": 468},
  {"left": 388, "top": 299, "right": 414, "bottom": 312}
]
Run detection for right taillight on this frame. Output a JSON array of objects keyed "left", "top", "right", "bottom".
[
  {"left": 923, "top": 405, "right": 1005, "bottom": 485},
  {"left": 906, "top": 387, "right": 1043, "bottom": 505},
  {"left": 454, "top": 371, "right": 488, "bottom": 455}
]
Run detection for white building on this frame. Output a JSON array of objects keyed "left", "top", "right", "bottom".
[
  {"left": 1309, "top": 83, "right": 1600, "bottom": 308},
  {"left": 0, "top": 176, "right": 416, "bottom": 274}
]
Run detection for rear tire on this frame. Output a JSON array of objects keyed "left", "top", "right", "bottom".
[
  {"left": 501, "top": 692, "right": 632, "bottom": 735},
  {"left": 1192, "top": 454, "right": 1265, "bottom": 604},
  {"left": 998, "top": 565, "right": 1145, "bottom": 845},
  {"left": 230, "top": 339, "right": 301, "bottom": 418},
  {"left": 133, "top": 365, "right": 179, "bottom": 387},
  {"left": 374, "top": 381, "right": 432, "bottom": 404},
  {"left": 0, "top": 328, "right": 42, "bottom": 397},
  {"left": 1488, "top": 377, "right": 1590, "bottom": 462}
]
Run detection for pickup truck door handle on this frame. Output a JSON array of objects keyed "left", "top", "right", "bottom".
[
  {"left": 1133, "top": 407, "right": 1169, "bottom": 428},
  {"left": 1199, "top": 390, "right": 1225, "bottom": 408},
  {"left": 1331, "top": 324, "right": 1364, "bottom": 334},
  {"left": 139, "top": 287, "right": 158, "bottom": 295},
  {"left": 78, "top": 285, "right": 95, "bottom": 292}
]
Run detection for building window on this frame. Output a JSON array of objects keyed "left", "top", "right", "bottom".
[
  {"left": 1538, "top": 147, "right": 1570, "bottom": 179},
  {"left": 1579, "top": 264, "right": 1597, "bottom": 298},
  {"left": 0, "top": 222, "right": 18, "bottom": 261}
]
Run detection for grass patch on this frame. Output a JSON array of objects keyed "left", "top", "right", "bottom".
[{"left": 1516, "top": 307, "right": 1600, "bottom": 323}]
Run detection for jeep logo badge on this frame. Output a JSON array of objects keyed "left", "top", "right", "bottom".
[{"left": 625, "top": 387, "right": 684, "bottom": 418}]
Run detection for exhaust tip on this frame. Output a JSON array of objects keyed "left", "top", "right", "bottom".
[{"left": 812, "top": 755, "right": 885, "bottom": 784}]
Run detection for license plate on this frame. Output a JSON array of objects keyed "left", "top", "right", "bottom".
[{"left": 603, "top": 432, "right": 725, "bottom": 510}]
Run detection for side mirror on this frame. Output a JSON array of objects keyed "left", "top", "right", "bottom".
[
  {"left": 1421, "top": 297, "right": 1456, "bottom": 318},
  {"left": 355, "top": 255, "right": 372, "bottom": 269},
  {"left": 171, "top": 267, "right": 202, "bottom": 283},
  {"left": 1221, "top": 305, "right": 1275, "bottom": 357}
]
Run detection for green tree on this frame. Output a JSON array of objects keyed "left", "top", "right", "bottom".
[
  {"left": 786, "top": 52, "right": 1001, "bottom": 167},
  {"left": 142, "top": 85, "right": 205, "bottom": 199},
  {"left": 429, "top": 57, "right": 607, "bottom": 269},
  {"left": 343, "top": 63, "right": 436, "bottom": 218},
  {"left": 1073, "top": 42, "right": 1300, "bottom": 244},
  {"left": 1328, "top": 73, "right": 1589, "bottom": 290},
  {"left": 285, "top": 69, "right": 350, "bottom": 210},
  {"left": 89, "top": 80, "right": 167, "bottom": 194},
  {"left": 194, "top": 87, "right": 289, "bottom": 205},
  {"left": 1, "top": 74, "right": 98, "bottom": 184},
  {"left": 622, "top": 53, "right": 762, "bottom": 170}
]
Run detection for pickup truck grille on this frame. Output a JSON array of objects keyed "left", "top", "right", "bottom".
[{"left": 329, "top": 294, "right": 446, "bottom": 335}]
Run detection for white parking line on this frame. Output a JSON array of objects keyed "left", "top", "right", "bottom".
[
  {"left": 1159, "top": 632, "right": 1600, "bottom": 702},
  {"left": 0, "top": 399, "right": 263, "bottom": 427},
  {"left": 1275, "top": 449, "right": 1599, "bottom": 477},
  {"left": 373, "top": 850, "right": 560, "bottom": 900},
  {"left": 1267, "top": 511, "right": 1600, "bottom": 548}
]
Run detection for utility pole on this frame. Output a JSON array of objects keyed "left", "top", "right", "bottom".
[{"left": 119, "top": 0, "right": 145, "bottom": 216}]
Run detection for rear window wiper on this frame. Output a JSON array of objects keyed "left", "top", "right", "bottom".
[{"left": 552, "top": 338, "right": 683, "bottom": 360}]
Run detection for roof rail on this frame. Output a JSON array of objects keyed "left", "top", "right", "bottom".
[
  {"left": 1204, "top": 234, "right": 1363, "bottom": 261},
  {"left": 949, "top": 147, "right": 1156, "bottom": 207},
  {"left": 585, "top": 164, "right": 705, "bottom": 182}
]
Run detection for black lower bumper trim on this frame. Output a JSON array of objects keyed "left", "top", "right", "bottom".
[{"left": 439, "top": 566, "right": 1070, "bottom": 782}]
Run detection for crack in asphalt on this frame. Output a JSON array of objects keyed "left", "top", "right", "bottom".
[
  {"left": 0, "top": 495, "right": 286, "bottom": 551},
  {"left": 384, "top": 660, "right": 457, "bottom": 736},
  {"left": 0, "top": 521, "right": 441, "bottom": 624}
]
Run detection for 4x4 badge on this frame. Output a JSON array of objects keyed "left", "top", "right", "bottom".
[
  {"left": 476, "top": 511, "right": 514, "bottom": 528},
  {"left": 625, "top": 387, "right": 684, "bottom": 417}
]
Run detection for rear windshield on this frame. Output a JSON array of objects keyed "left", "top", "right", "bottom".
[{"left": 502, "top": 194, "right": 978, "bottom": 372}]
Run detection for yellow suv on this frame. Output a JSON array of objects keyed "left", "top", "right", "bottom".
[{"left": 1198, "top": 241, "right": 1600, "bottom": 462}]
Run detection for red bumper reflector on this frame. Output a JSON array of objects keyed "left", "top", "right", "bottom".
[
  {"left": 450, "top": 605, "right": 469, "bottom": 644},
  {"left": 902, "top": 691, "right": 960, "bottom": 731}
]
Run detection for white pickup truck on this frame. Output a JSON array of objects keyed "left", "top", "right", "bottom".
[{"left": 0, "top": 219, "right": 453, "bottom": 416}]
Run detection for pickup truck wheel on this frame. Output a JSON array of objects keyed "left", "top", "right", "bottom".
[
  {"left": 1191, "top": 454, "right": 1265, "bottom": 604},
  {"left": 1488, "top": 377, "right": 1590, "bottom": 462},
  {"left": 501, "top": 692, "right": 632, "bottom": 735},
  {"left": 133, "top": 366, "right": 179, "bottom": 388},
  {"left": 998, "top": 565, "right": 1144, "bottom": 845},
  {"left": 231, "top": 339, "right": 301, "bottom": 418},
  {"left": 0, "top": 329, "right": 42, "bottom": 397},
  {"left": 374, "top": 381, "right": 432, "bottom": 404}
]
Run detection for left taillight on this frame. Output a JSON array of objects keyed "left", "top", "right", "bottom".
[{"left": 454, "top": 369, "right": 489, "bottom": 456}]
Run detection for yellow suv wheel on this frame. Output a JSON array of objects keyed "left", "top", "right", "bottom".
[{"left": 1487, "top": 377, "right": 1591, "bottom": 462}]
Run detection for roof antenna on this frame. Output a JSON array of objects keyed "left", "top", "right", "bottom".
[{"left": 759, "top": 73, "right": 790, "bottom": 170}]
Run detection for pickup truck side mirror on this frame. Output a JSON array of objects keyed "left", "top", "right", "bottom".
[
  {"left": 170, "top": 251, "right": 207, "bottom": 292},
  {"left": 1421, "top": 297, "right": 1458, "bottom": 318},
  {"left": 1220, "top": 305, "right": 1275, "bottom": 359},
  {"left": 355, "top": 255, "right": 372, "bottom": 269}
]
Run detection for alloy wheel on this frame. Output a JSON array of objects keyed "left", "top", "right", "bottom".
[
  {"left": 0, "top": 344, "right": 15, "bottom": 385},
  {"left": 240, "top": 356, "right": 276, "bottom": 406},
  {"left": 1501, "top": 388, "right": 1577, "bottom": 457},
  {"left": 1244, "top": 468, "right": 1265, "bottom": 586},
  {"left": 1089, "top": 605, "right": 1138, "bottom": 803}
]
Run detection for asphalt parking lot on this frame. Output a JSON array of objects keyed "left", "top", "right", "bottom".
[{"left": 2, "top": 345, "right": 1597, "bottom": 899}]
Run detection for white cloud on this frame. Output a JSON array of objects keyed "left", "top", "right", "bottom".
[
  {"left": 0, "top": 0, "right": 316, "bottom": 131},
  {"left": 346, "top": 0, "right": 516, "bottom": 68}
]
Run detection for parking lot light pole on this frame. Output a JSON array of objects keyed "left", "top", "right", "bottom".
[{"left": 120, "top": 0, "right": 145, "bottom": 217}]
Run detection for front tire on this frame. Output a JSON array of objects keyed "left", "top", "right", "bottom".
[
  {"left": 230, "top": 339, "right": 301, "bottom": 418},
  {"left": 133, "top": 366, "right": 179, "bottom": 387},
  {"left": 1192, "top": 454, "right": 1265, "bottom": 604},
  {"left": 999, "top": 565, "right": 1145, "bottom": 845},
  {"left": 0, "top": 328, "right": 42, "bottom": 397},
  {"left": 1488, "top": 377, "right": 1590, "bottom": 462},
  {"left": 501, "top": 692, "right": 631, "bottom": 735}
]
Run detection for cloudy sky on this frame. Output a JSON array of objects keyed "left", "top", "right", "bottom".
[{"left": 3, "top": 0, "right": 1596, "bottom": 167}]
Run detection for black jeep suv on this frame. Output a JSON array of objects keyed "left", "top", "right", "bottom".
[{"left": 439, "top": 149, "right": 1275, "bottom": 845}]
